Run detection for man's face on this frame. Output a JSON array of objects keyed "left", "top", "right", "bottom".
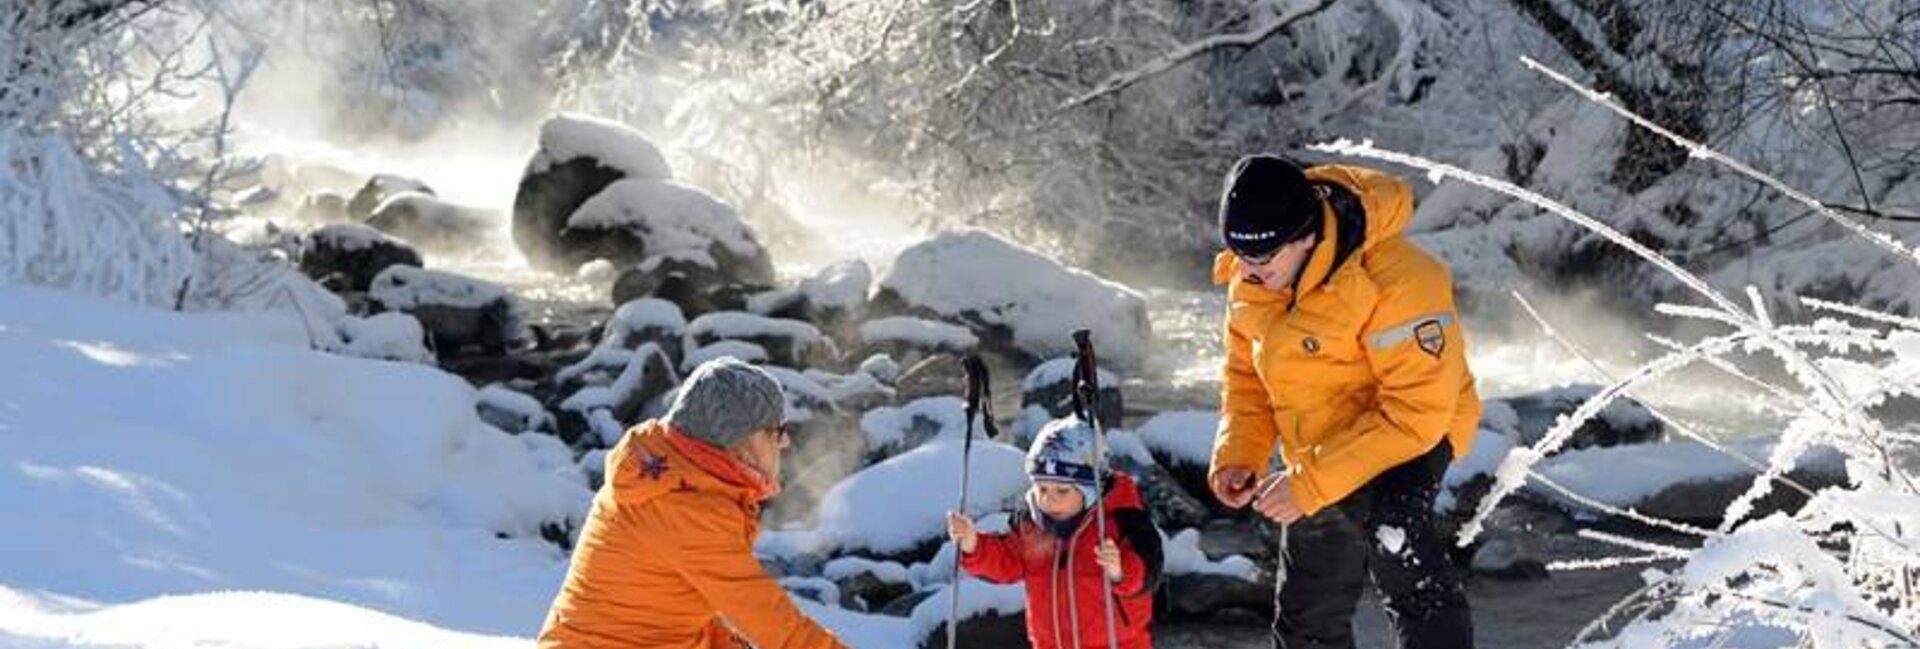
[
  {"left": 730, "top": 424, "right": 790, "bottom": 483},
  {"left": 1237, "top": 232, "right": 1319, "bottom": 295}
]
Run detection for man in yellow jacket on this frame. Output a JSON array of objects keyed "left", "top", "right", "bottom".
[
  {"left": 1206, "top": 155, "right": 1480, "bottom": 649},
  {"left": 539, "top": 358, "right": 849, "bottom": 649}
]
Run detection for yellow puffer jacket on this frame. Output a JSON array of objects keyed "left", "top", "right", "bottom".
[{"left": 1209, "top": 164, "right": 1481, "bottom": 516}]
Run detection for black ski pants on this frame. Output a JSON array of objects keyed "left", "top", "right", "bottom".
[{"left": 1272, "top": 440, "right": 1474, "bottom": 649}]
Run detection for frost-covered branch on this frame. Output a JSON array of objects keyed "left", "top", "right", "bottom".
[
  {"left": 1519, "top": 55, "right": 1920, "bottom": 268},
  {"left": 1057, "top": 0, "right": 1340, "bottom": 111}
]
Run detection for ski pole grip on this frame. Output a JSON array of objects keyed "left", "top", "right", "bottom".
[
  {"left": 1071, "top": 329, "right": 1099, "bottom": 392},
  {"left": 962, "top": 355, "right": 986, "bottom": 408}
]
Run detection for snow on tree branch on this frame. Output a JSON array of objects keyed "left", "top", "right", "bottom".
[
  {"left": 1057, "top": 0, "right": 1340, "bottom": 112},
  {"left": 1518, "top": 55, "right": 1920, "bottom": 268}
]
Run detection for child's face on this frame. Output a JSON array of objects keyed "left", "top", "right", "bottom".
[{"left": 1033, "top": 482, "right": 1086, "bottom": 520}]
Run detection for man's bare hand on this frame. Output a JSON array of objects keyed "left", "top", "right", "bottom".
[
  {"left": 1252, "top": 473, "right": 1304, "bottom": 525},
  {"left": 1210, "top": 465, "right": 1257, "bottom": 508}
]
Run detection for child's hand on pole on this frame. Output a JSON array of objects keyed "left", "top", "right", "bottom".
[
  {"left": 1096, "top": 538, "right": 1123, "bottom": 582},
  {"left": 946, "top": 511, "right": 978, "bottom": 554}
]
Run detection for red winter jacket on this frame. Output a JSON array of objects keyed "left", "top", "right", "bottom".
[{"left": 959, "top": 473, "right": 1162, "bottom": 649}]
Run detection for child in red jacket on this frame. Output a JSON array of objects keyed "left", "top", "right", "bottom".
[{"left": 947, "top": 418, "right": 1163, "bottom": 649}]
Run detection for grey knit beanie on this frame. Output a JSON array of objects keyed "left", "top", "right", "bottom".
[{"left": 664, "top": 357, "right": 786, "bottom": 448}]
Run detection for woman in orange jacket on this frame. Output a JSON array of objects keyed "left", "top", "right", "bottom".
[
  {"left": 538, "top": 358, "right": 849, "bottom": 649},
  {"left": 1206, "top": 155, "right": 1481, "bottom": 649}
]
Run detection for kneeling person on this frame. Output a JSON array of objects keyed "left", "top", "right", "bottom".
[{"left": 539, "top": 358, "right": 849, "bottom": 649}]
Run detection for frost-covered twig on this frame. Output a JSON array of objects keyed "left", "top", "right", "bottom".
[
  {"left": 1803, "top": 297, "right": 1920, "bottom": 333},
  {"left": 1311, "top": 139, "right": 1751, "bottom": 321},
  {"left": 1519, "top": 55, "right": 1920, "bottom": 269},
  {"left": 1704, "top": 585, "right": 1920, "bottom": 648},
  {"left": 173, "top": 34, "right": 263, "bottom": 310},
  {"left": 1548, "top": 553, "right": 1675, "bottom": 572},
  {"left": 1058, "top": 0, "right": 1340, "bottom": 111},
  {"left": 1576, "top": 529, "right": 1696, "bottom": 561},
  {"left": 1514, "top": 290, "right": 1819, "bottom": 502},
  {"left": 1530, "top": 472, "right": 1715, "bottom": 538},
  {"left": 1454, "top": 327, "right": 1771, "bottom": 544}
]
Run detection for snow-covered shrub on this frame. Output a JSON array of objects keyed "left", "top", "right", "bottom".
[{"left": 0, "top": 3, "right": 261, "bottom": 308}]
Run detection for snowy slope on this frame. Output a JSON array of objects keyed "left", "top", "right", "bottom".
[
  {"left": 0, "top": 586, "right": 526, "bottom": 649},
  {"left": 0, "top": 284, "right": 588, "bottom": 637}
]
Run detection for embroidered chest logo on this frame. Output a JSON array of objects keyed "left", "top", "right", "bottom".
[
  {"left": 1302, "top": 337, "right": 1321, "bottom": 355},
  {"left": 1414, "top": 320, "right": 1446, "bottom": 357},
  {"left": 635, "top": 448, "right": 670, "bottom": 480}
]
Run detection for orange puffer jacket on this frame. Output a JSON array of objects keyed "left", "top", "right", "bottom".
[
  {"left": 538, "top": 420, "right": 847, "bottom": 649},
  {"left": 1210, "top": 163, "right": 1482, "bottom": 516}
]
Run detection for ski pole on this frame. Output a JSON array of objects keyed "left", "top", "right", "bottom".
[
  {"left": 1070, "top": 330, "right": 1121, "bottom": 649},
  {"left": 948, "top": 355, "right": 997, "bottom": 649}
]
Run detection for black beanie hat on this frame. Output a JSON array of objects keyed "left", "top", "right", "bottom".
[{"left": 1219, "top": 155, "right": 1322, "bottom": 258}]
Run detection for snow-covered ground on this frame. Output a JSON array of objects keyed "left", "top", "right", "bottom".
[{"left": 0, "top": 285, "right": 587, "bottom": 642}]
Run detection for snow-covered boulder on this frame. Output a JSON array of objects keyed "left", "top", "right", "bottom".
[
  {"left": 681, "top": 340, "right": 770, "bottom": 371},
  {"left": 511, "top": 114, "right": 675, "bottom": 272},
  {"left": 1136, "top": 410, "right": 1218, "bottom": 470},
  {"left": 564, "top": 179, "right": 774, "bottom": 283},
  {"left": 476, "top": 383, "right": 556, "bottom": 435},
  {"left": 556, "top": 343, "right": 678, "bottom": 448},
  {"left": 1498, "top": 384, "right": 1664, "bottom": 450},
  {"left": 859, "top": 396, "right": 983, "bottom": 461},
  {"left": 368, "top": 266, "right": 529, "bottom": 355},
  {"left": 853, "top": 317, "right": 979, "bottom": 369},
  {"left": 873, "top": 230, "right": 1151, "bottom": 369},
  {"left": 365, "top": 192, "right": 499, "bottom": 252},
  {"left": 347, "top": 173, "right": 434, "bottom": 221},
  {"left": 684, "top": 311, "right": 835, "bottom": 369},
  {"left": 801, "top": 260, "right": 872, "bottom": 318},
  {"left": 759, "top": 365, "right": 843, "bottom": 424},
  {"left": 858, "top": 353, "right": 902, "bottom": 384},
  {"left": 1192, "top": 518, "right": 1275, "bottom": 563},
  {"left": 814, "top": 437, "right": 1030, "bottom": 561},
  {"left": 610, "top": 253, "right": 762, "bottom": 318},
  {"left": 295, "top": 189, "right": 351, "bottom": 223},
  {"left": 1019, "top": 357, "right": 1123, "bottom": 435},
  {"left": 1465, "top": 505, "right": 1565, "bottom": 581},
  {"left": 299, "top": 223, "right": 423, "bottom": 292},
  {"left": 802, "top": 367, "right": 896, "bottom": 413},
  {"left": 823, "top": 557, "right": 915, "bottom": 613},
  {"left": 893, "top": 353, "right": 968, "bottom": 403},
  {"left": 601, "top": 298, "right": 688, "bottom": 359},
  {"left": 1159, "top": 528, "right": 1270, "bottom": 620},
  {"left": 1529, "top": 436, "right": 1848, "bottom": 526},
  {"left": 333, "top": 312, "right": 433, "bottom": 364},
  {"left": 256, "top": 154, "right": 364, "bottom": 199},
  {"left": 527, "top": 113, "right": 673, "bottom": 181},
  {"left": 746, "top": 259, "right": 873, "bottom": 327},
  {"left": 1135, "top": 410, "right": 1224, "bottom": 515}
]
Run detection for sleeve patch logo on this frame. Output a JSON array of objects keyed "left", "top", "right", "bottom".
[{"left": 1415, "top": 319, "right": 1446, "bottom": 357}]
